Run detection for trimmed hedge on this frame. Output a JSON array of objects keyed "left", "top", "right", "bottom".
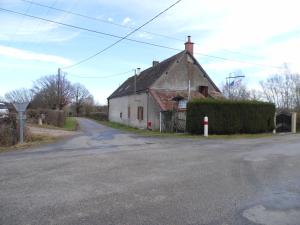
[{"left": 186, "top": 99, "right": 275, "bottom": 134}]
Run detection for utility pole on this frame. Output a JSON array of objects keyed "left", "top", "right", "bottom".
[
  {"left": 134, "top": 69, "right": 137, "bottom": 95},
  {"left": 57, "top": 68, "right": 61, "bottom": 110},
  {"left": 13, "top": 102, "right": 29, "bottom": 144}
]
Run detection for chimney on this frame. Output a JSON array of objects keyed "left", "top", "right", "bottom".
[
  {"left": 185, "top": 35, "right": 194, "bottom": 55},
  {"left": 136, "top": 68, "right": 141, "bottom": 76},
  {"left": 152, "top": 61, "right": 159, "bottom": 66}
]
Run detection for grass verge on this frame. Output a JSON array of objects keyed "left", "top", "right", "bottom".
[
  {"left": 63, "top": 117, "right": 78, "bottom": 131},
  {"left": 29, "top": 117, "right": 78, "bottom": 131},
  {"left": 95, "top": 120, "right": 274, "bottom": 139}
]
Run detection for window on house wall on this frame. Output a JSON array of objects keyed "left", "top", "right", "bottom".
[
  {"left": 178, "top": 99, "right": 188, "bottom": 109},
  {"left": 137, "top": 106, "right": 144, "bottom": 121},
  {"left": 120, "top": 112, "right": 122, "bottom": 119},
  {"left": 128, "top": 106, "right": 130, "bottom": 119},
  {"left": 199, "top": 86, "right": 209, "bottom": 97}
]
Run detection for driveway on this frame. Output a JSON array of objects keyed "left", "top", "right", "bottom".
[{"left": 1, "top": 118, "right": 300, "bottom": 225}]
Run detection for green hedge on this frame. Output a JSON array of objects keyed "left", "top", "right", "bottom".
[
  {"left": 186, "top": 99, "right": 275, "bottom": 134},
  {"left": 87, "top": 112, "right": 108, "bottom": 121}
]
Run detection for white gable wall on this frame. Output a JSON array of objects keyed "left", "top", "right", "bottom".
[{"left": 108, "top": 93, "right": 148, "bottom": 129}]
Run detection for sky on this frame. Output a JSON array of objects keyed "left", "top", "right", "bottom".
[{"left": 0, "top": 0, "right": 300, "bottom": 104}]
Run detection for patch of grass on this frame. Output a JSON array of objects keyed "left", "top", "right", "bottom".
[
  {"left": 0, "top": 134, "right": 58, "bottom": 153},
  {"left": 96, "top": 120, "right": 274, "bottom": 139},
  {"left": 29, "top": 117, "right": 78, "bottom": 131},
  {"left": 63, "top": 117, "right": 78, "bottom": 131}
]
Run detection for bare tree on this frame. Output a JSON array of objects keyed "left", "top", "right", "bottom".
[
  {"left": 291, "top": 74, "right": 300, "bottom": 110},
  {"left": 249, "top": 89, "right": 264, "bottom": 101},
  {"left": 5, "top": 88, "right": 33, "bottom": 103},
  {"left": 260, "top": 66, "right": 300, "bottom": 110},
  {"left": 32, "top": 74, "right": 74, "bottom": 110},
  {"left": 82, "top": 95, "right": 94, "bottom": 116},
  {"left": 0, "top": 96, "right": 5, "bottom": 102},
  {"left": 72, "top": 83, "right": 93, "bottom": 116}
]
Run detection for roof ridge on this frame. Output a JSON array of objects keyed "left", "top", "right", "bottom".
[{"left": 108, "top": 51, "right": 185, "bottom": 99}]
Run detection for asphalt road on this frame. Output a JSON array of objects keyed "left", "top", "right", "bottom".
[{"left": 1, "top": 118, "right": 300, "bottom": 225}]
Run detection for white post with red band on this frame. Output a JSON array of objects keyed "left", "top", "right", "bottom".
[{"left": 204, "top": 116, "right": 208, "bottom": 137}]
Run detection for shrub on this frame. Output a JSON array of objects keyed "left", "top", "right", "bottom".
[
  {"left": 26, "top": 109, "right": 39, "bottom": 123},
  {"left": 0, "top": 114, "right": 18, "bottom": 146},
  {"left": 87, "top": 112, "right": 108, "bottom": 121},
  {"left": 0, "top": 114, "right": 34, "bottom": 146},
  {"left": 186, "top": 99, "right": 275, "bottom": 134},
  {"left": 26, "top": 109, "right": 66, "bottom": 127}
]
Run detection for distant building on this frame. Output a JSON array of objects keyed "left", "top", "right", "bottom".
[
  {"left": 0, "top": 103, "right": 9, "bottom": 118},
  {"left": 108, "top": 36, "right": 223, "bottom": 131}
]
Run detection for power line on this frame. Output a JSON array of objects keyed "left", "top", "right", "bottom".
[
  {"left": 21, "top": 0, "right": 265, "bottom": 60},
  {"left": 20, "top": 0, "right": 184, "bottom": 42},
  {"left": 0, "top": 7, "right": 179, "bottom": 49},
  {"left": 62, "top": 0, "right": 183, "bottom": 69},
  {"left": 24, "top": 0, "right": 58, "bottom": 51},
  {"left": 67, "top": 69, "right": 133, "bottom": 79},
  {"left": 0, "top": 7, "right": 283, "bottom": 69}
]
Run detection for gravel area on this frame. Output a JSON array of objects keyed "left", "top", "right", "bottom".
[{"left": 28, "top": 125, "right": 79, "bottom": 137}]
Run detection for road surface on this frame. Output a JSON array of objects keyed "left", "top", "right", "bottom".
[{"left": 1, "top": 118, "right": 300, "bottom": 225}]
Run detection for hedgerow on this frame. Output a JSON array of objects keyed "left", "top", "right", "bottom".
[{"left": 186, "top": 99, "right": 275, "bottom": 134}]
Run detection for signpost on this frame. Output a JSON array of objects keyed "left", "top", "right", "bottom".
[{"left": 13, "top": 102, "right": 29, "bottom": 144}]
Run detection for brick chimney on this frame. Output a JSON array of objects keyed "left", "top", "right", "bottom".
[{"left": 185, "top": 36, "right": 194, "bottom": 55}]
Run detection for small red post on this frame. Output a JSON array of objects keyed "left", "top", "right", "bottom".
[
  {"left": 204, "top": 116, "right": 208, "bottom": 137},
  {"left": 147, "top": 121, "right": 152, "bottom": 129}
]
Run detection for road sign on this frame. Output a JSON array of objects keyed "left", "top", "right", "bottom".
[
  {"left": 13, "top": 102, "right": 29, "bottom": 144},
  {"left": 13, "top": 102, "right": 29, "bottom": 112}
]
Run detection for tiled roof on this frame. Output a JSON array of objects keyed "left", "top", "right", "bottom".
[
  {"left": 150, "top": 90, "right": 225, "bottom": 111},
  {"left": 150, "top": 89, "right": 205, "bottom": 111},
  {"left": 108, "top": 51, "right": 185, "bottom": 99}
]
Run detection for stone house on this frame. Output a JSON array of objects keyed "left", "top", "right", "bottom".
[{"left": 107, "top": 36, "right": 222, "bottom": 131}]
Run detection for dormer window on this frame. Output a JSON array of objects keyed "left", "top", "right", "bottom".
[{"left": 199, "top": 86, "right": 208, "bottom": 97}]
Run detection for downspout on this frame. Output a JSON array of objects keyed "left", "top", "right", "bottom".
[
  {"left": 147, "top": 90, "right": 149, "bottom": 129},
  {"left": 107, "top": 98, "right": 110, "bottom": 121},
  {"left": 188, "top": 80, "right": 191, "bottom": 101},
  {"left": 160, "top": 111, "right": 162, "bottom": 133}
]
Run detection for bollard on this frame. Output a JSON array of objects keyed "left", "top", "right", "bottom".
[{"left": 204, "top": 116, "right": 208, "bottom": 137}]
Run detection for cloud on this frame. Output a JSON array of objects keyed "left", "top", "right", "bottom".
[
  {"left": 0, "top": 45, "right": 72, "bottom": 66},
  {"left": 0, "top": 11, "right": 79, "bottom": 43},
  {"left": 121, "top": 17, "right": 132, "bottom": 26},
  {"left": 137, "top": 32, "right": 153, "bottom": 40}
]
